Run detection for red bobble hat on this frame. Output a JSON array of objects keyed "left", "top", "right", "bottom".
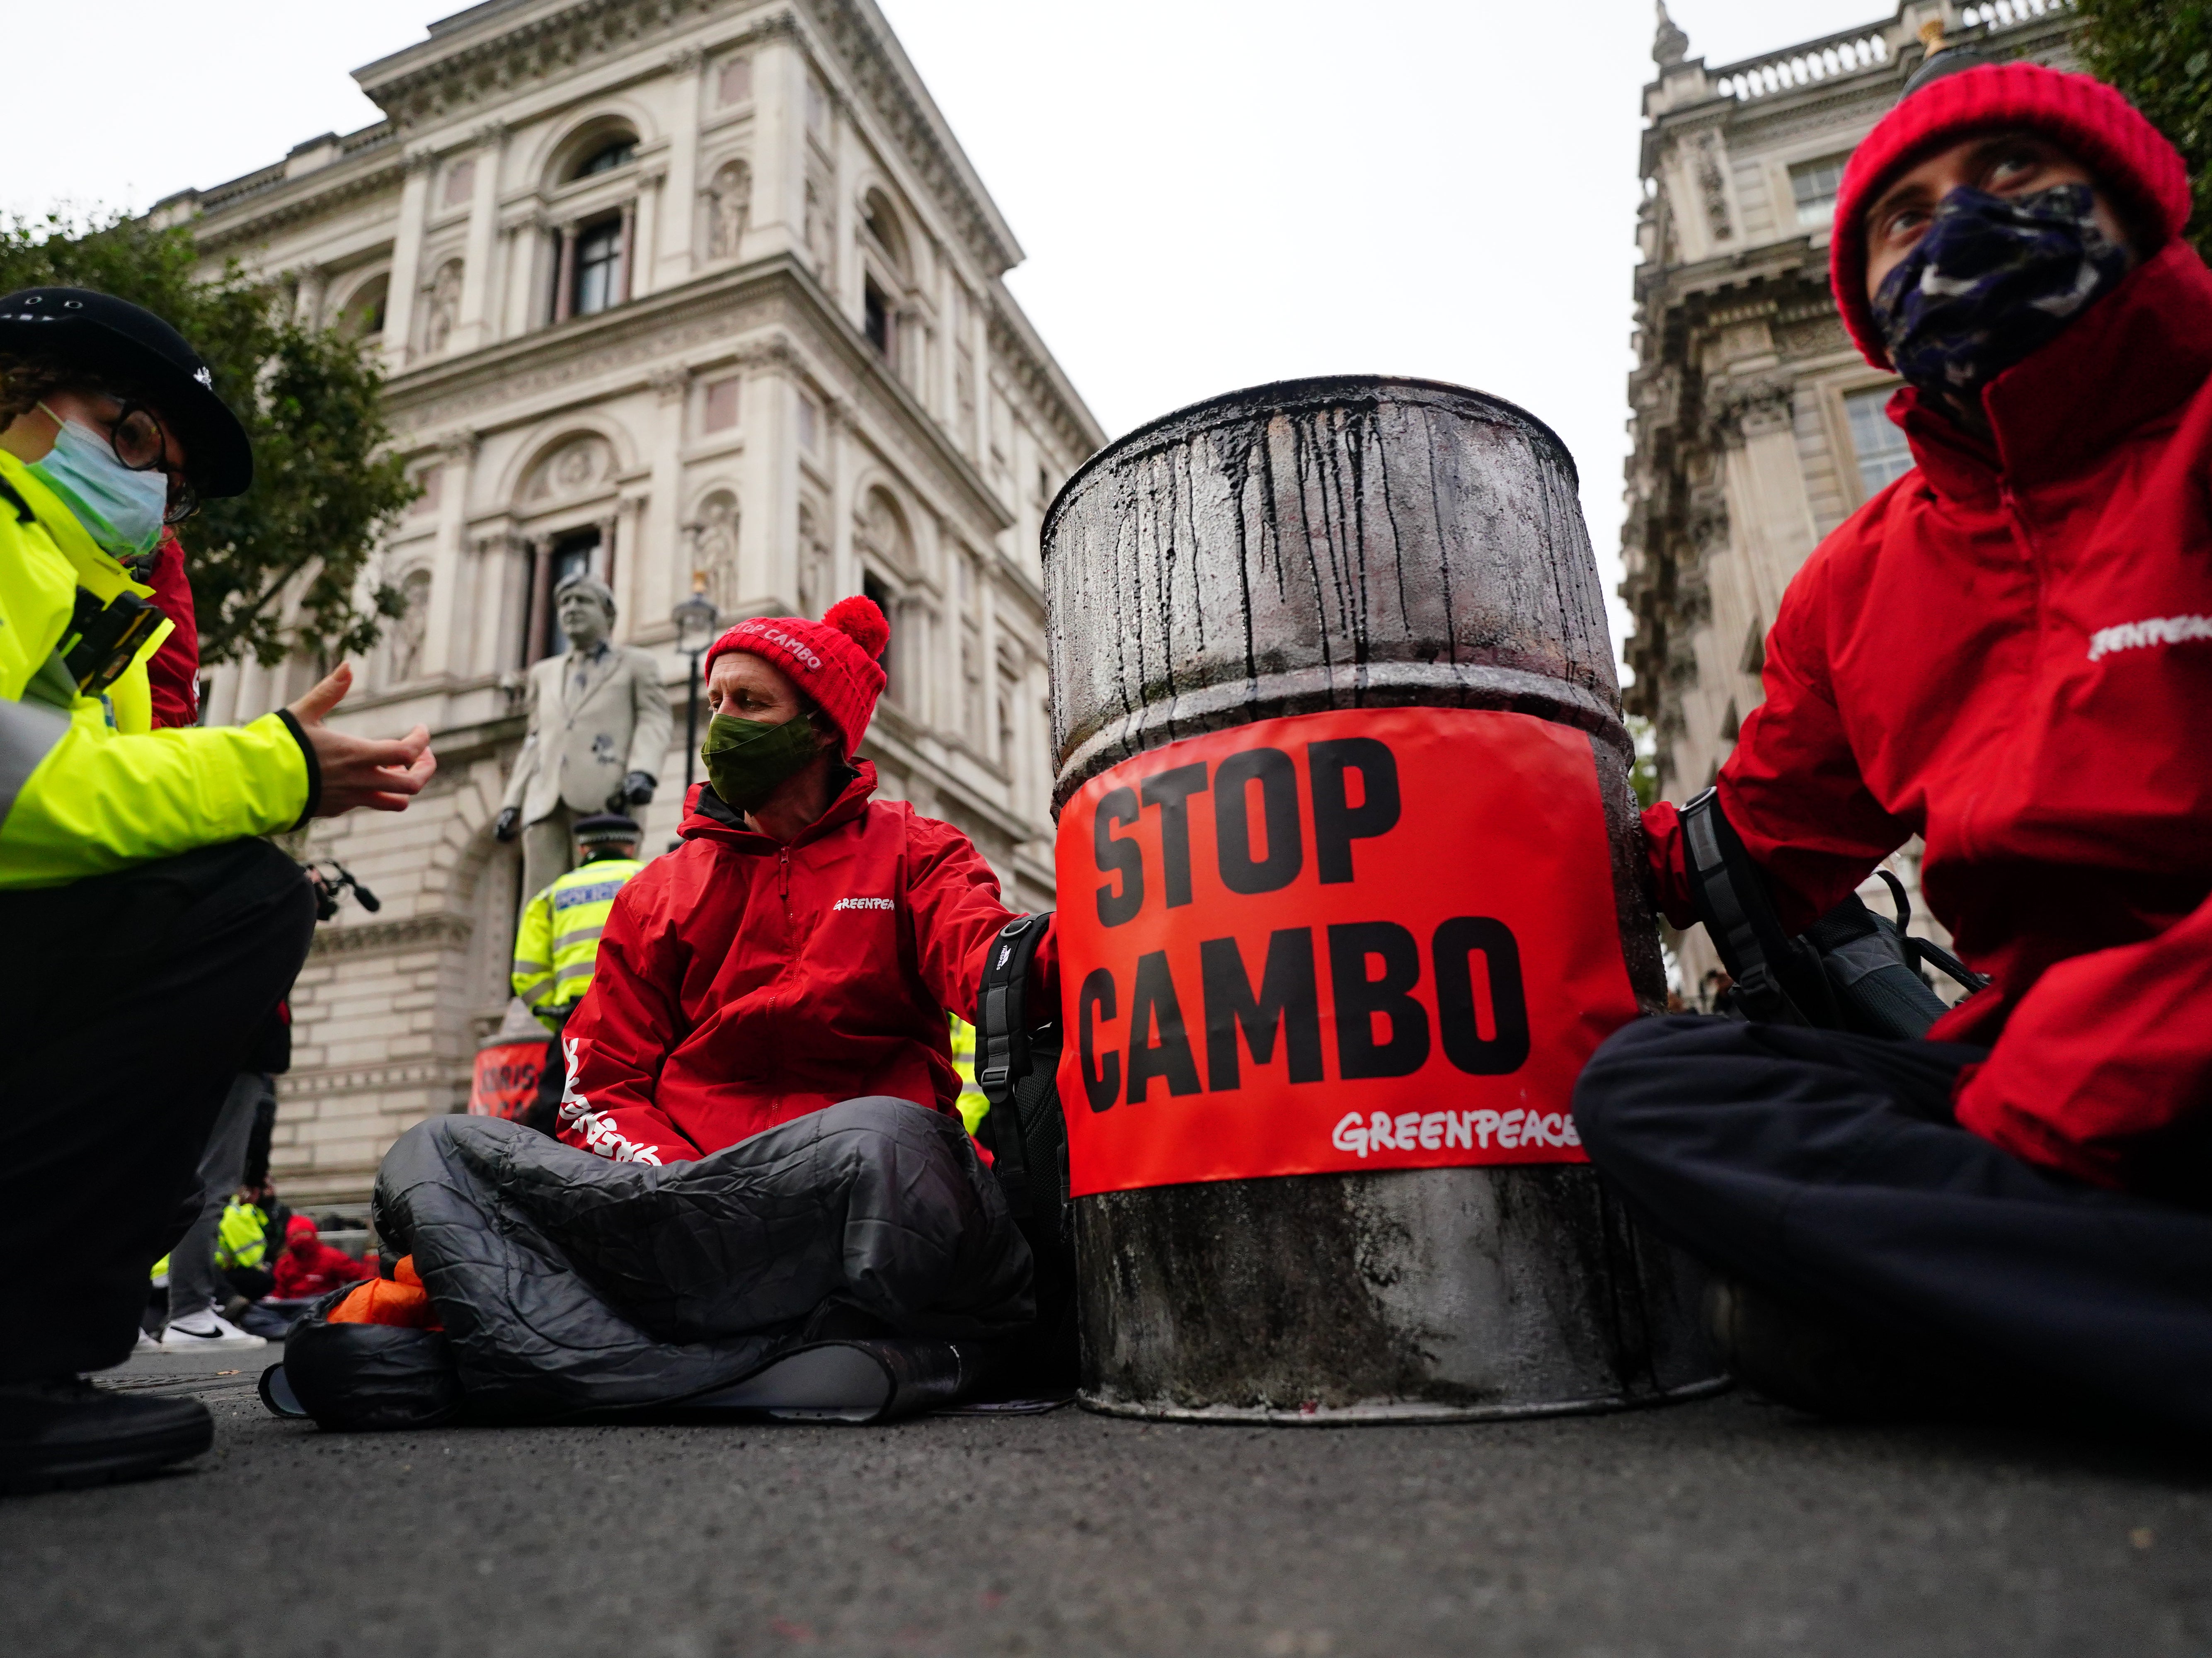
[
  {"left": 1830, "top": 61, "right": 2193, "bottom": 369},
  {"left": 701, "top": 596, "right": 890, "bottom": 760}
]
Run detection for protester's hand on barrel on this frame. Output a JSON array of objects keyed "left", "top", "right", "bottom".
[{"left": 286, "top": 664, "right": 437, "bottom": 816}]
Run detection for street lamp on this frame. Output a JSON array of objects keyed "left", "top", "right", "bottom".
[{"left": 671, "top": 575, "right": 721, "bottom": 800}]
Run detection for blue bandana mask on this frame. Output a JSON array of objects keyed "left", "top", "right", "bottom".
[
  {"left": 1871, "top": 182, "right": 2133, "bottom": 413},
  {"left": 27, "top": 404, "right": 167, "bottom": 558}
]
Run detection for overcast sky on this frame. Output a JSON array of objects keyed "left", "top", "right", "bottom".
[{"left": 8, "top": 0, "right": 1886, "bottom": 667}]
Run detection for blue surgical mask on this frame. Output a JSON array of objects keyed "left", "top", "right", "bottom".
[{"left": 27, "top": 403, "right": 167, "bottom": 558}]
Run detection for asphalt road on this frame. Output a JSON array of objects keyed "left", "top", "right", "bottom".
[{"left": 5, "top": 1348, "right": 2208, "bottom": 1658}]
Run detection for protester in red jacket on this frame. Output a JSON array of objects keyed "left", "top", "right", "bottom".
[
  {"left": 271, "top": 1215, "right": 374, "bottom": 1300},
  {"left": 558, "top": 595, "right": 1049, "bottom": 1166},
  {"left": 139, "top": 528, "right": 201, "bottom": 729},
  {"left": 1574, "top": 57, "right": 2212, "bottom": 1434}
]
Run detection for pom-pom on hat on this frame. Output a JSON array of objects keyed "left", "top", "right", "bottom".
[
  {"left": 701, "top": 595, "right": 890, "bottom": 759},
  {"left": 1830, "top": 62, "right": 2192, "bottom": 368}
]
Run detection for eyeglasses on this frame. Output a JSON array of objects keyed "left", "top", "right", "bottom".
[{"left": 106, "top": 402, "right": 199, "bottom": 525}]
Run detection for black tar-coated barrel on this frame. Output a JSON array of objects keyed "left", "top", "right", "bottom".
[{"left": 1042, "top": 376, "right": 1720, "bottom": 1421}]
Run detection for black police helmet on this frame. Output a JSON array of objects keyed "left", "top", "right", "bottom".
[
  {"left": 0, "top": 287, "right": 253, "bottom": 498},
  {"left": 573, "top": 812, "right": 642, "bottom": 847}
]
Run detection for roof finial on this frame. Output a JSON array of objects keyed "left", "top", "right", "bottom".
[{"left": 1655, "top": 0, "right": 1690, "bottom": 67}]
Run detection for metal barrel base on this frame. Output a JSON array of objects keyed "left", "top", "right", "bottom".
[
  {"left": 1078, "top": 1374, "right": 1733, "bottom": 1428},
  {"left": 1074, "top": 1166, "right": 1723, "bottom": 1423}
]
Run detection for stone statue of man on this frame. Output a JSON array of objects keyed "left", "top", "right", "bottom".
[{"left": 494, "top": 573, "right": 673, "bottom": 902}]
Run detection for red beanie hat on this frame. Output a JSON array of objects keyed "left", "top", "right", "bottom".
[
  {"left": 1831, "top": 62, "right": 2192, "bottom": 368},
  {"left": 701, "top": 596, "right": 890, "bottom": 759}
]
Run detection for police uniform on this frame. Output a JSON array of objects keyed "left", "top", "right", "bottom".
[{"left": 510, "top": 812, "right": 644, "bottom": 1132}]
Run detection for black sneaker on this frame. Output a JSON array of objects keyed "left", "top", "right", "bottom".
[{"left": 0, "top": 1377, "right": 214, "bottom": 1496}]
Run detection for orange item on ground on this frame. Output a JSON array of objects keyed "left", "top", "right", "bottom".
[{"left": 324, "top": 1255, "right": 443, "bottom": 1331}]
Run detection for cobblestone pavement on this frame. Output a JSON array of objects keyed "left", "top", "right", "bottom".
[{"left": 5, "top": 1347, "right": 2208, "bottom": 1658}]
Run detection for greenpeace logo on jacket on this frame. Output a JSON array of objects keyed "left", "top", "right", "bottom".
[{"left": 557, "top": 763, "right": 1041, "bottom": 1164}]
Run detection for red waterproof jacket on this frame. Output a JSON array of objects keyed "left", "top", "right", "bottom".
[
  {"left": 1644, "top": 239, "right": 2212, "bottom": 1195},
  {"left": 274, "top": 1236, "right": 374, "bottom": 1299},
  {"left": 141, "top": 530, "right": 200, "bottom": 730},
  {"left": 559, "top": 763, "right": 1049, "bottom": 1164}
]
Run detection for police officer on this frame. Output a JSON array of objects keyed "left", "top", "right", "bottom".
[
  {"left": 510, "top": 812, "right": 646, "bottom": 1133},
  {"left": 0, "top": 288, "right": 436, "bottom": 1494}
]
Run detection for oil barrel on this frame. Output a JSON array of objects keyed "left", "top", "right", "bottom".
[{"left": 1042, "top": 375, "right": 1722, "bottom": 1422}]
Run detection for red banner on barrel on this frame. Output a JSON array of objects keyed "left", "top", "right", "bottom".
[
  {"left": 1053, "top": 707, "right": 1640, "bottom": 1196},
  {"left": 469, "top": 1039, "right": 550, "bottom": 1121}
]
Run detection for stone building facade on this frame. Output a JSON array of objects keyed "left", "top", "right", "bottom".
[
  {"left": 1619, "top": 0, "right": 2079, "bottom": 999},
  {"left": 161, "top": 0, "right": 1105, "bottom": 1204}
]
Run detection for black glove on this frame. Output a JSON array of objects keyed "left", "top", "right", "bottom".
[
  {"left": 615, "top": 771, "right": 656, "bottom": 808},
  {"left": 494, "top": 806, "right": 520, "bottom": 842}
]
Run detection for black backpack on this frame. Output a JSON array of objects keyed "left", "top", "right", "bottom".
[
  {"left": 1680, "top": 787, "right": 1987, "bottom": 1038},
  {"left": 969, "top": 911, "right": 1077, "bottom": 1390}
]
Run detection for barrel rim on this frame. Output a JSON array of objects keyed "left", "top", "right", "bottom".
[{"left": 1043, "top": 373, "right": 1580, "bottom": 555}]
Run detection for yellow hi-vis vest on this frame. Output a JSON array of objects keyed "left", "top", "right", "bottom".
[
  {"left": 216, "top": 1201, "right": 269, "bottom": 1271},
  {"left": 0, "top": 453, "right": 309, "bottom": 888},
  {"left": 949, "top": 1013, "right": 988, "bottom": 1136},
  {"left": 512, "top": 853, "right": 645, "bottom": 1030}
]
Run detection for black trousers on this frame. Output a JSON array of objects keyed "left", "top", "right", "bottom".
[
  {"left": 0, "top": 840, "right": 315, "bottom": 1380},
  {"left": 1573, "top": 1015, "right": 2212, "bottom": 1436}
]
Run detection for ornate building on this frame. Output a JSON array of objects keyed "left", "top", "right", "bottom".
[
  {"left": 164, "top": 0, "right": 1105, "bottom": 1204},
  {"left": 1619, "top": 0, "right": 2079, "bottom": 998}
]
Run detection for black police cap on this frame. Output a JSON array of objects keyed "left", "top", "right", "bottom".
[
  {"left": 0, "top": 287, "right": 253, "bottom": 498},
  {"left": 573, "top": 812, "right": 642, "bottom": 845}
]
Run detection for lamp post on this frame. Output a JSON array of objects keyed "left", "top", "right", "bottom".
[{"left": 671, "top": 577, "right": 721, "bottom": 800}]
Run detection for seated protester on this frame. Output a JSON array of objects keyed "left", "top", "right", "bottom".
[
  {"left": 509, "top": 812, "right": 646, "bottom": 1136},
  {"left": 215, "top": 1192, "right": 276, "bottom": 1303},
  {"left": 0, "top": 288, "right": 437, "bottom": 1493},
  {"left": 271, "top": 1216, "right": 374, "bottom": 1301},
  {"left": 1572, "top": 61, "right": 2212, "bottom": 1433},
  {"left": 559, "top": 595, "right": 1054, "bottom": 1166}
]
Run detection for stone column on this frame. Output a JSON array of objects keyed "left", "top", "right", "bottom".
[
  {"left": 381, "top": 151, "right": 438, "bottom": 372},
  {"left": 552, "top": 225, "right": 577, "bottom": 324},
  {"left": 422, "top": 431, "right": 477, "bottom": 681},
  {"left": 646, "top": 367, "right": 691, "bottom": 630},
  {"left": 630, "top": 171, "right": 664, "bottom": 301},
  {"left": 293, "top": 264, "right": 329, "bottom": 329},
  {"left": 524, "top": 536, "right": 555, "bottom": 664},
  {"left": 453, "top": 123, "right": 506, "bottom": 354},
  {"left": 615, "top": 199, "right": 639, "bottom": 306},
  {"left": 752, "top": 29, "right": 802, "bottom": 266},
  {"left": 657, "top": 46, "right": 709, "bottom": 288}
]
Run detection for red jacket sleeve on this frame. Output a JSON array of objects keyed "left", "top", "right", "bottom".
[
  {"left": 557, "top": 880, "right": 704, "bottom": 1166},
  {"left": 142, "top": 531, "right": 201, "bottom": 730},
  {"left": 1640, "top": 550, "right": 1909, "bottom": 933},
  {"left": 1953, "top": 886, "right": 2212, "bottom": 1190},
  {"left": 904, "top": 817, "right": 1058, "bottom": 1023}
]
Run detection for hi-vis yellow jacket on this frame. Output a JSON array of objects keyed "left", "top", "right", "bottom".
[
  {"left": 949, "top": 1013, "right": 988, "bottom": 1136},
  {"left": 512, "top": 853, "right": 645, "bottom": 1030},
  {"left": 0, "top": 451, "right": 308, "bottom": 888}
]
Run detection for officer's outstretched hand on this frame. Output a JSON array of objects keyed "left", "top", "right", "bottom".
[{"left": 286, "top": 664, "right": 437, "bottom": 817}]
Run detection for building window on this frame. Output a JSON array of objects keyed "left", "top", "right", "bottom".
[
  {"left": 1789, "top": 153, "right": 1851, "bottom": 229},
  {"left": 443, "top": 158, "right": 475, "bottom": 207},
  {"left": 545, "top": 532, "right": 599, "bottom": 657},
  {"left": 863, "top": 279, "right": 892, "bottom": 359},
  {"left": 411, "top": 463, "right": 443, "bottom": 515},
  {"left": 1844, "top": 386, "right": 1914, "bottom": 493},
  {"left": 716, "top": 56, "right": 752, "bottom": 106},
  {"left": 573, "top": 218, "right": 623, "bottom": 317},
  {"left": 575, "top": 138, "right": 635, "bottom": 179},
  {"left": 701, "top": 376, "right": 739, "bottom": 434},
  {"left": 339, "top": 272, "right": 389, "bottom": 342},
  {"left": 863, "top": 571, "right": 898, "bottom": 701}
]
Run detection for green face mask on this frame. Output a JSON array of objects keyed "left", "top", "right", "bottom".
[{"left": 701, "top": 711, "right": 825, "bottom": 813}]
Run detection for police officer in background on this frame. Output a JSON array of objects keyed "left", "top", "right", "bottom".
[
  {"left": 0, "top": 288, "right": 437, "bottom": 1494},
  {"left": 510, "top": 812, "right": 646, "bottom": 1133}
]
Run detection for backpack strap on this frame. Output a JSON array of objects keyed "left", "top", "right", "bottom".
[
  {"left": 973, "top": 911, "right": 1054, "bottom": 1219},
  {"left": 1680, "top": 787, "right": 1831, "bottom": 1025}
]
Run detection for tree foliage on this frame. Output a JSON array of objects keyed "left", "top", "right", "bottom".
[
  {"left": 2076, "top": 0, "right": 2212, "bottom": 264},
  {"left": 0, "top": 209, "right": 415, "bottom": 668}
]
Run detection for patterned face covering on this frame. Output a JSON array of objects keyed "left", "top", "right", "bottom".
[{"left": 1871, "top": 182, "right": 2133, "bottom": 411}]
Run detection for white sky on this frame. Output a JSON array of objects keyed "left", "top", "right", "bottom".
[{"left": 7, "top": 0, "right": 1885, "bottom": 670}]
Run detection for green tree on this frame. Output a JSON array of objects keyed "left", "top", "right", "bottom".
[
  {"left": 0, "top": 208, "right": 415, "bottom": 668},
  {"left": 2076, "top": 0, "right": 2212, "bottom": 263}
]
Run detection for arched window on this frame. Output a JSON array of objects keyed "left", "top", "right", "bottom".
[
  {"left": 572, "top": 218, "right": 623, "bottom": 317},
  {"left": 339, "top": 272, "right": 389, "bottom": 342},
  {"left": 574, "top": 137, "right": 636, "bottom": 179},
  {"left": 862, "top": 191, "right": 908, "bottom": 274}
]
